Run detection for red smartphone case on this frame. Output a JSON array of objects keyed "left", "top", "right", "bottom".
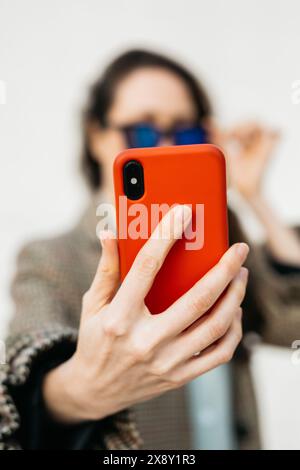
[{"left": 113, "top": 144, "right": 228, "bottom": 314}]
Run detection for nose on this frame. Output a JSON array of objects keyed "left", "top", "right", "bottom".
[{"left": 159, "top": 137, "right": 174, "bottom": 147}]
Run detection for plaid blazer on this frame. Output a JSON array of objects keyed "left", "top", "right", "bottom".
[{"left": 1, "top": 193, "right": 299, "bottom": 449}]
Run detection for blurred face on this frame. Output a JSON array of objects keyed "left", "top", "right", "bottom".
[{"left": 88, "top": 67, "right": 201, "bottom": 199}]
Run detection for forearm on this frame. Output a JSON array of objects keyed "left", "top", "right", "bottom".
[{"left": 247, "top": 194, "right": 300, "bottom": 265}]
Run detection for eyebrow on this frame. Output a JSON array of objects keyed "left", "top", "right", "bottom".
[{"left": 124, "top": 112, "right": 198, "bottom": 126}]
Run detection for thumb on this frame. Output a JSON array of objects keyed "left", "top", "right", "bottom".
[{"left": 90, "top": 230, "right": 120, "bottom": 309}]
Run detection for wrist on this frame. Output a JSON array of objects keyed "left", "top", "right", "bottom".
[
  {"left": 42, "top": 355, "right": 95, "bottom": 424},
  {"left": 240, "top": 190, "right": 263, "bottom": 204},
  {"left": 243, "top": 192, "right": 269, "bottom": 213}
]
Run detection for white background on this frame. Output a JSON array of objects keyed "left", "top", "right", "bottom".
[{"left": 1, "top": 0, "right": 300, "bottom": 447}]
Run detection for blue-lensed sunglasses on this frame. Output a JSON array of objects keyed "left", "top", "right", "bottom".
[{"left": 110, "top": 122, "right": 208, "bottom": 148}]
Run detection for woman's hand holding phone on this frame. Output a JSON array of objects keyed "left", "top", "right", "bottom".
[{"left": 42, "top": 205, "right": 249, "bottom": 424}]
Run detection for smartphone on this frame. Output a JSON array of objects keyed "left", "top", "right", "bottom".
[{"left": 113, "top": 144, "right": 228, "bottom": 314}]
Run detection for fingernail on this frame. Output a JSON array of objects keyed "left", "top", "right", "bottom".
[
  {"left": 174, "top": 204, "right": 192, "bottom": 223},
  {"left": 239, "top": 267, "right": 249, "bottom": 281},
  {"left": 99, "top": 230, "right": 114, "bottom": 247},
  {"left": 236, "top": 243, "right": 249, "bottom": 260}
]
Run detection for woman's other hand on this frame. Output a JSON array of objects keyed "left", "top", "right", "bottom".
[
  {"left": 214, "top": 122, "right": 300, "bottom": 265},
  {"left": 216, "top": 122, "right": 279, "bottom": 200}
]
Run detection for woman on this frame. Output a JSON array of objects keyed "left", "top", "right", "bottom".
[{"left": 1, "top": 49, "right": 300, "bottom": 450}]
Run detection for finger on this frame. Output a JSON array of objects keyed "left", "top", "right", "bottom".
[
  {"left": 89, "top": 230, "right": 120, "bottom": 309},
  {"left": 155, "top": 243, "right": 249, "bottom": 339},
  {"left": 112, "top": 204, "right": 192, "bottom": 314},
  {"left": 229, "top": 122, "right": 261, "bottom": 140},
  {"left": 171, "top": 312, "right": 242, "bottom": 384},
  {"left": 230, "top": 124, "right": 279, "bottom": 150},
  {"left": 258, "top": 130, "right": 280, "bottom": 159},
  {"left": 161, "top": 268, "right": 247, "bottom": 367}
]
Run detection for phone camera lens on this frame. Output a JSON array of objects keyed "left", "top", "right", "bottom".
[{"left": 123, "top": 160, "right": 144, "bottom": 200}]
